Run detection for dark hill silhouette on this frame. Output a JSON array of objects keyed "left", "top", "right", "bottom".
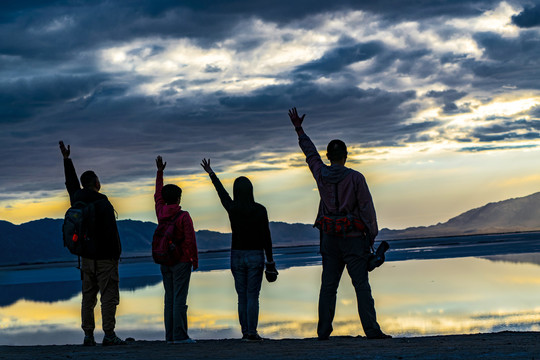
[
  {"left": 0, "top": 219, "right": 318, "bottom": 266},
  {"left": 379, "top": 191, "right": 540, "bottom": 239},
  {"left": 2, "top": 191, "right": 540, "bottom": 265}
]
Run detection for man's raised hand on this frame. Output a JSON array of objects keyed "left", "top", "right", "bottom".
[
  {"left": 59, "top": 141, "right": 70, "bottom": 159},
  {"left": 156, "top": 156, "right": 167, "bottom": 171},
  {"left": 288, "top": 107, "right": 305, "bottom": 128},
  {"left": 200, "top": 158, "right": 213, "bottom": 174}
]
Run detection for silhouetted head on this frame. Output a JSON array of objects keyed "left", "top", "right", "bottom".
[
  {"left": 162, "top": 184, "right": 182, "bottom": 205},
  {"left": 80, "top": 171, "right": 101, "bottom": 191},
  {"left": 233, "top": 176, "right": 255, "bottom": 205},
  {"left": 326, "top": 139, "right": 348, "bottom": 164}
]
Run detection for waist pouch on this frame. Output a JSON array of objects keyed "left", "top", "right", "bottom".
[{"left": 316, "top": 215, "right": 366, "bottom": 236}]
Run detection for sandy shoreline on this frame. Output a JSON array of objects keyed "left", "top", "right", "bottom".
[{"left": 1, "top": 331, "right": 539, "bottom": 360}]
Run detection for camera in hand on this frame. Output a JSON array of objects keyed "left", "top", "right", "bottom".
[{"left": 367, "top": 241, "right": 390, "bottom": 272}]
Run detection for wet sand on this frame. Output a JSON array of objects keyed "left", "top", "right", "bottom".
[{"left": 1, "top": 331, "right": 539, "bottom": 360}]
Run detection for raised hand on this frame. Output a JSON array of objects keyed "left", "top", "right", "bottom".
[
  {"left": 59, "top": 141, "right": 70, "bottom": 159},
  {"left": 200, "top": 158, "right": 213, "bottom": 174},
  {"left": 288, "top": 107, "right": 305, "bottom": 128},
  {"left": 156, "top": 156, "right": 167, "bottom": 171}
]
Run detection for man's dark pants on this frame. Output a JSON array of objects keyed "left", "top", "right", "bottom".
[{"left": 317, "top": 232, "right": 382, "bottom": 339}]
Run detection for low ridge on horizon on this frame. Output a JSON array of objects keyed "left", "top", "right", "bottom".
[
  {"left": 2, "top": 191, "right": 540, "bottom": 265},
  {"left": 380, "top": 191, "right": 540, "bottom": 239}
]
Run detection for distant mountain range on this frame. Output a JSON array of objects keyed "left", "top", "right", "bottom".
[
  {"left": 1, "top": 191, "right": 540, "bottom": 265},
  {"left": 379, "top": 191, "right": 540, "bottom": 239},
  {"left": 0, "top": 219, "right": 319, "bottom": 266}
]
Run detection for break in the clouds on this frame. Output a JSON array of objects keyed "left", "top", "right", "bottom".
[{"left": 0, "top": 0, "right": 539, "bottom": 211}]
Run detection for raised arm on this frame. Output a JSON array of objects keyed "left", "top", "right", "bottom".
[
  {"left": 154, "top": 156, "right": 167, "bottom": 216},
  {"left": 288, "top": 108, "right": 324, "bottom": 179},
  {"left": 59, "top": 141, "right": 80, "bottom": 203},
  {"left": 201, "top": 158, "right": 233, "bottom": 211}
]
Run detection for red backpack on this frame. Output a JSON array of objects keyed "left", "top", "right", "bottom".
[{"left": 152, "top": 211, "right": 185, "bottom": 265}]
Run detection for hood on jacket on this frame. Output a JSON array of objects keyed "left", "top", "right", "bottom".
[
  {"left": 160, "top": 204, "right": 183, "bottom": 220},
  {"left": 321, "top": 164, "right": 352, "bottom": 184}
]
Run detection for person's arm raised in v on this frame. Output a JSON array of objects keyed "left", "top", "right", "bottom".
[{"left": 201, "top": 158, "right": 233, "bottom": 211}]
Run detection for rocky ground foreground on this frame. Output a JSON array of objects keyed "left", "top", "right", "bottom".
[{"left": 1, "top": 331, "right": 539, "bottom": 360}]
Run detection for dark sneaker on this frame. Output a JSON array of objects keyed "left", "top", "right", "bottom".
[
  {"left": 83, "top": 335, "right": 96, "bottom": 346},
  {"left": 241, "top": 334, "right": 249, "bottom": 340},
  {"left": 367, "top": 332, "right": 392, "bottom": 340},
  {"left": 102, "top": 335, "right": 127, "bottom": 346},
  {"left": 243, "top": 334, "right": 263, "bottom": 342}
]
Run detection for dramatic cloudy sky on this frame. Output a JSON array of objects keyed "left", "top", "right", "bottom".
[{"left": 1, "top": 0, "right": 540, "bottom": 231}]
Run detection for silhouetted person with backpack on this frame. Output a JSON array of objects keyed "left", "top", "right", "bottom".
[
  {"left": 287, "top": 108, "right": 390, "bottom": 340},
  {"left": 154, "top": 156, "right": 198, "bottom": 344},
  {"left": 201, "top": 158, "right": 277, "bottom": 342},
  {"left": 59, "top": 141, "right": 126, "bottom": 346}
]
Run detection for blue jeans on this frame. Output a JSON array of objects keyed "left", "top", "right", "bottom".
[
  {"left": 230, "top": 249, "right": 264, "bottom": 336},
  {"left": 317, "top": 232, "right": 382, "bottom": 339},
  {"left": 161, "top": 262, "right": 192, "bottom": 341}
]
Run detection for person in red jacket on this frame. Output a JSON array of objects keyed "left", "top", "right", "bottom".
[{"left": 155, "top": 156, "right": 198, "bottom": 344}]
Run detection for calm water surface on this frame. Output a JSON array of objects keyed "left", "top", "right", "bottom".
[{"left": 1, "top": 250, "right": 540, "bottom": 345}]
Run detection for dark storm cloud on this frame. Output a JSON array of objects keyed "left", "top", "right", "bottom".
[
  {"left": 511, "top": 4, "right": 540, "bottom": 28},
  {"left": 426, "top": 89, "right": 467, "bottom": 102},
  {"left": 0, "top": 0, "right": 539, "bottom": 199},
  {"left": 463, "top": 31, "right": 540, "bottom": 90},
  {"left": 459, "top": 144, "right": 538, "bottom": 152},
  {"left": 0, "top": 74, "right": 110, "bottom": 121},
  {"left": 0, "top": 0, "right": 505, "bottom": 61},
  {"left": 529, "top": 105, "right": 540, "bottom": 118},
  {"left": 295, "top": 41, "right": 385, "bottom": 76},
  {"left": 425, "top": 89, "right": 471, "bottom": 115},
  {"left": 462, "top": 118, "right": 540, "bottom": 144}
]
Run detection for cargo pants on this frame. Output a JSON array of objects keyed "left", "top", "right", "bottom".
[{"left": 80, "top": 258, "right": 120, "bottom": 337}]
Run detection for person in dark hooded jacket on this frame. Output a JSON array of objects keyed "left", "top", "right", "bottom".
[
  {"left": 201, "top": 158, "right": 276, "bottom": 342},
  {"left": 288, "top": 108, "right": 390, "bottom": 340},
  {"left": 59, "top": 141, "right": 125, "bottom": 347}
]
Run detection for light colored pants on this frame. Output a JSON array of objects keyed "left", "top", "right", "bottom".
[
  {"left": 80, "top": 258, "right": 120, "bottom": 337},
  {"left": 230, "top": 249, "right": 265, "bottom": 336}
]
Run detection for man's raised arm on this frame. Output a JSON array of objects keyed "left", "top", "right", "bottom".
[
  {"left": 59, "top": 141, "right": 80, "bottom": 203},
  {"left": 288, "top": 107, "right": 323, "bottom": 178}
]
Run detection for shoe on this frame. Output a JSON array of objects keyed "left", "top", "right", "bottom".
[
  {"left": 241, "top": 334, "right": 249, "bottom": 340},
  {"left": 317, "top": 336, "right": 329, "bottom": 341},
  {"left": 367, "top": 332, "right": 392, "bottom": 339},
  {"left": 243, "top": 334, "right": 263, "bottom": 342},
  {"left": 102, "top": 335, "right": 127, "bottom": 346},
  {"left": 173, "top": 338, "right": 196, "bottom": 344},
  {"left": 166, "top": 340, "right": 174, "bottom": 344},
  {"left": 83, "top": 335, "right": 96, "bottom": 346}
]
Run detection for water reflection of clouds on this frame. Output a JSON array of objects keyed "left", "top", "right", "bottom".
[{"left": 3, "top": 255, "right": 540, "bottom": 344}]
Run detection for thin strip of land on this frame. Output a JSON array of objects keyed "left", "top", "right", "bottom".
[{"left": 1, "top": 331, "right": 539, "bottom": 360}]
